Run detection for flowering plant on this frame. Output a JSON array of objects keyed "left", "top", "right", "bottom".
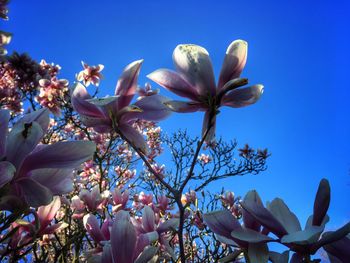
[{"left": 0, "top": 1, "right": 348, "bottom": 262}]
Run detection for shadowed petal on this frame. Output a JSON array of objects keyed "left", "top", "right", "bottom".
[
  {"left": 147, "top": 69, "right": 199, "bottom": 100},
  {"left": 242, "top": 190, "right": 262, "bottom": 231},
  {"left": 218, "top": 40, "right": 248, "bottom": 90},
  {"left": 290, "top": 253, "right": 303, "bottom": 263},
  {"left": 118, "top": 124, "right": 147, "bottom": 154},
  {"left": 30, "top": 168, "right": 74, "bottom": 195},
  {"left": 323, "top": 234, "right": 350, "bottom": 262},
  {"left": 164, "top": 100, "right": 205, "bottom": 113},
  {"left": 0, "top": 110, "right": 10, "bottom": 157},
  {"left": 111, "top": 218, "right": 137, "bottom": 263},
  {"left": 157, "top": 218, "right": 179, "bottom": 234},
  {"left": 134, "top": 232, "right": 159, "bottom": 258},
  {"left": 123, "top": 94, "right": 172, "bottom": 122},
  {"left": 312, "top": 179, "right": 330, "bottom": 226},
  {"left": 16, "top": 177, "right": 53, "bottom": 207},
  {"left": 281, "top": 226, "right": 324, "bottom": 245},
  {"left": 79, "top": 114, "right": 112, "bottom": 132},
  {"left": 203, "top": 209, "right": 242, "bottom": 240},
  {"left": 268, "top": 251, "right": 289, "bottom": 263},
  {"left": 248, "top": 243, "right": 269, "bottom": 263},
  {"left": 71, "top": 83, "right": 106, "bottom": 118},
  {"left": 17, "top": 108, "right": 50, "bottom": 134},
  {"left": 101, "top": 243, "right": 113, "bottom": 263},
  {"left": 241, "top": 190, "right": 288, "bottom": 238},
  {"left": 173, "top": 44, "right": 216, "bottom": 97},
  {"left": 0, "top": 161, "right": 15, "bottom": 188},
  {"left": 267, "top": 198, "right": 301, "bottom": 234},
  {"left": 20, "top": 141, "right": 96, "bottom": 175},
  {"left": 6, "top": 121, "right": 43, "bottom": 170},
  {"left": 83, "top": 214, "right": 106, "bottom": 243},
  {"left": 134, "top": 246, "right": 158, "bottom": 263},
  {"left": 231, "top": 227, "right": 274, "bottom": 243},
  {"left": 222, "top": 84, "right": 263, "bottom": 108},
  {"left": 311, "top": 222, "right": 350, "bottom": 253},
  {"left": 115, "top": 60, "right": 143, "bottom": 109},
  {"left": 142, "top": 206, "right": 155, "bottom": 232}
]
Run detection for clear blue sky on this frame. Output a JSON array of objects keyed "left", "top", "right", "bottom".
[{"left": 4, "top": 0, "right": 350, "bottom": 229}]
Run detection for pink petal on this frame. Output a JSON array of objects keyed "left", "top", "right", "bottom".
[
  {"left": 30, "top": 168, "right": 74, "bottom": 195},
  {"left": 6, "top": 122, "right": 43, "bottom": 170},
  {"left": 134, "top": 245, "right": 158, "bottom": 263},
  {"left": 157, "top": 218, "right": 179, "bottom": 234},
  {"left": 83, "top": 214, "right": 106, "bottom": 243},
  {"left": 0, "top": 110, "right": 10, "bottom": 157},
  {"left": 222, "top": 84, "right": 263, "bottom": 108},
  {"left": 79, "top": 115, "right": 112, "bottom": 132},
  {"left": 16, "top": 177, "right": 53, "bottom": 207},
  {"left": 218, "top": 40, "right": 248, "bottom": 90},
  {"left": 173, "top": 44, "right": 216, "bottom": 98},
  {"left": 134, "top": 232, "right": 159, "bottom": 258},
  {"left": 163, "top": 100, "right": 206, "bottom": 113},
  {"left": 101, "top": 243, "right": 113, "bottom": 263},
  {"left": 122, "top": 95, "right": 171, "bottom": 123},
  {"left": 115, "top": 60, "right": 143, "bottom": 110},
  {"left": 19, "top": 141, "right": 96, "bottom": 176},
  {"left": 111, "top": 218, "right": 137, "bottom": 263},
  {"left": 142, "top": 206, "right": 155, "bottom": 232},
  {"left": 118, "top": 124, "right": 148, "bottom": 155},
  {"left": 203, "top": 209, "right": 242, "bottom": 240},
  {"left": 0, "top": 161, "right": 15, "bottom": 188},
  {"left": 71, "top": 83, "right": 107, "bottom": 118},
  {"left": 37, "top": 196, "right": 61, "bottom": 230},
  {"left": 241, "top": 190, "right": 288, "bottom": 238},
  {"left": 147, "top": 69, "right": 199, "bottom": 100}
]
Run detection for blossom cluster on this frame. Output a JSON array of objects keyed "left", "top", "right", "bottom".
[{"left": 0, "top": 7, "right": 348, "bottom": 260}]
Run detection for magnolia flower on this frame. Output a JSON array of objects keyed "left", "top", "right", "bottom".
[
  {"left": 37, "top": 77, "right": 69, "bottom": 115},
  {"left": 111, "top": 188, "right": 129, "bottom": 212},
  {"left": 132, "top": 206, "right": 179, "bottom": 260},
  {"left": 79, "top": 185, "right": 110, "bottom": 213},
  {"left": 99, "top": 210, "right": 160, "bottom": 263},
  {"left": 204, "top": 179, "right": 350, "bottom": 262},
  {"left": 83, "top": 214, "right": 110, "bottom": 244},
  {"left": 72, "top": 60, "right": 171, "bottom": 154},
  {"left": 0, "top": 109, "right": 96, "bottom": 209},
  {"left": 148, "top": 40, "right": 263, "bottom": 142},
  {"left": 77, "top": 61, "right": 104, "bottom": 87}
]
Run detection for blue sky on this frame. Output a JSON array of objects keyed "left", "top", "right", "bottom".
[{"left": 4, "top": 0, "right": 350, "bottom": 230}]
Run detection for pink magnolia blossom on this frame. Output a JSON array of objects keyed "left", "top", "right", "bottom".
[
  {"left": 71, "top": 60, "right": 171, "bottom": 154},
  {"left": 198, "top": 153, "right": 212, "bottom": 165},
  {"left": 77, "top": 61, "right": 104, "bottom": 87},
  {"left": 156, "top": 195, "right": 172, "bottom": 213},
  {"left": 79, "top": 185, "right": 110, "bottom": 213},
  {"left": 137, "top": 82, "right": 159, "bottom": 99},
  {"left": 37, "top": 77, "right": 69, "bottom": 115},
  {"left": 132, "top": 206, "right": 179, "bottom": 260},
  {"left": 99, "top": 210, "right": 160, "bottom": 263},
  {"left": 148, "top": 40, "right": 264, "bottom": 142},
  {"left": 8, "top": 197, "right": 67, "bottom": 248},
  {"left": 0, "top": 108, "right": 96, "bottom": 209},
  {"left": 181, "top": 190, "right": 197, "bottom": 206},
  {"left": 39, "top": 59, "right": 61, "bottom": 78},
  {"left": 111, "top": 188, "right": 129, "bottom": 212},
  {"left": 83, "top": 214, "right": 110, "bottom": 244}
]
